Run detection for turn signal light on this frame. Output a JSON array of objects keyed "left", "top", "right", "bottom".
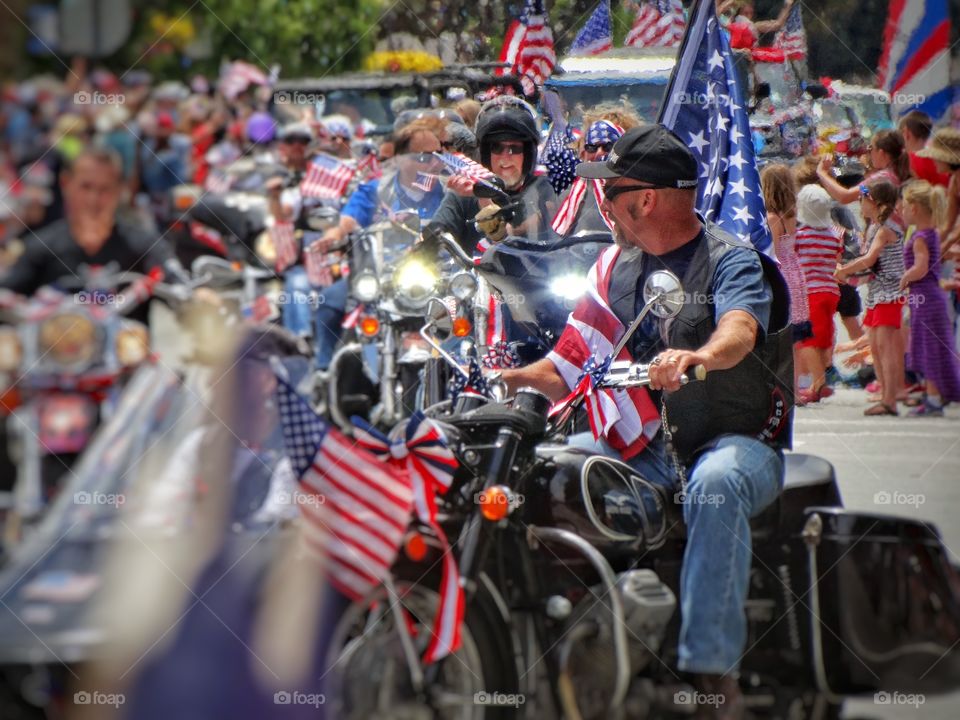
[
  {"left": 478, "top": 485, "right": 516, "bottom": 522},
  {"left": 404, "top": 531, "right": 428, "bottom": 562},
  {"left": 231, "top": 261, "right": 244, "bottom": 272},
  {"left": 452, "top": 317, "right": 472, "bottom": 337},
  {"left": 360, "top": 316, "right": 380, "bottom": 336}
]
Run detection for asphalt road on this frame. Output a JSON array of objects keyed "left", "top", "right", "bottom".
[{"left": 793, "top": 388, "right": 960, "bottom": 719}]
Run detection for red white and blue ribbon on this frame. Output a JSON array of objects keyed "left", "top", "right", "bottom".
[
  {"left": 351, "top": 412, "right": 463, "bottom": 663},
  {"left": 481, "top": 341, "right": 520, "bottom": 370},
  {"left": 449, "top": 356, "right": 491, "bottom": 402},
  {"left": 549, "top": 354, "right": 614, "bottom": 439}
]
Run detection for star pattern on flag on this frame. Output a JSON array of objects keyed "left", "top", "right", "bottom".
[
  {"left": 658, "top": 5, "right": 772, "bottom": 254},
  {"left": 570, "top": 1, "right": 613, "bottom": 57}
]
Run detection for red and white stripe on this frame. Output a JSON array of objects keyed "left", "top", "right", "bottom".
[
  {"left": 517, "top": 11, "right": 556, "bottom": 92},
  {"left": 218, "top": 61, "right": 269, "bottom": 100},
  {"left": 551, "top": 178, "right": 615, "bottom": 236},
  {"left": 303, "top": 241, "right": 335, "bottom": 287},
  {"left": 795, "top": 223, "right": 842, "bottom": 296},
  {"left": 271, "top": 220, "right": 299, "bottom": 273},
  {"left": 300, "top": 156, "right": 356, "bottom": 200},
  {"left": 299, "top": 432, "right": 414, "bottom": 599},
  {"left": 625, "top": 0, "right": 684, "bottom": 48},
  {"left": 546, "top": 246, "right": 660, "bottom": 459},
  {"left": 497, "top": 19, "right": 526, "bottom": 75}
]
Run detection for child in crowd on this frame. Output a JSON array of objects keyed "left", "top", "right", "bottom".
[
  {"left": 835, "top": 180, "right": 905, "bottom": 415},
  {"left": 899, "top": 180, "right": 960, "bottom": 415}
]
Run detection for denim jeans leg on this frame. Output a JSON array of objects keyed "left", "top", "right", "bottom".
[
  {"left": 676, "top": 435, "right": 783, "bottom": 675},
  {"left": 281, "top": 266, "right": 312, "bottom": 337},
  {"left": 314, "top": 279, "right": 349, "bottom": 370}
]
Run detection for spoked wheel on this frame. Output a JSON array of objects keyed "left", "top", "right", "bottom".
[{"left": 325, "top": 580, "right": 518, "bottom": 720}]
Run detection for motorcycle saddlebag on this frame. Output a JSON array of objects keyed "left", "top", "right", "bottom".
[{"left": 803, "top": 507, "right": 960, "bottom": 696}]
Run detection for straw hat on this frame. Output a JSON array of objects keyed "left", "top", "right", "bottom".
[{"left": 917, "top": 128, "right": 960, "bottom": 166}]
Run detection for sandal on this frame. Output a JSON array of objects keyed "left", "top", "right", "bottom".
[
  {"left": 864, "top": 402, "right": 898, "bottom": 416},
  {"left": 796, "top": 389, "right": 819, "bottom": 406},
  {"left": 817, "top": 385, "right": 834, "bottom": 400}
]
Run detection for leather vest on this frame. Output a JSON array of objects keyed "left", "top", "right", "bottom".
[{"left": 607, "top": 223, "right": 794, "bottom": 461}]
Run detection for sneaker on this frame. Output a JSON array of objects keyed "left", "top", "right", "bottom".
[
  {"left": 824, "top": 365, "right": 841, "bottom": 386},
  {"left": 908, "top": 400, "right": 944, "bottom": 417}
]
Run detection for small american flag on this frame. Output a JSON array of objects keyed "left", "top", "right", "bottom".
[
  {"left": 271, "top": 220, "right": 299, "bottom": 273},
  {"left": 775, "top": 3, "right": 807, "bottom": 61},
  {"left": 275, "top": 375, "right": 414, "bottom": 600},
  {"left": 303, "top": 240, "right": 335, "bottom": 287},
  {"left": 356, "top": 151, "right": 382, "bottom": 181},
  {"left": 570, "top": 1, "right": 613, "bottom": 56},
  {"left": 204, "top": 170, "right": 233, "bottom": 194},
  {"left": 625, "top": 0, "right": 685, "bottom": 49},
  {"left": 300, "top": 154, "right": 356, "bottom": 200},
  {"left": 218, "top": 60, "right": 269, "bottom": 100},
  {"left": 434, "top": 151, "right": 496, "bottom": 183},
  {"left": 412, "top": 171, "right": 438, "bottom": 192}
]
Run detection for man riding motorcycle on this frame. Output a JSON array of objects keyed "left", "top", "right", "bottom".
[
  {"left": 426, "top": 96, "right": 558, "bottom": 254},
  {"left": 309, "top": 116, "right": 448, "bottom": 369},
  {"left": 497, "top": 125, "right": 793, "bottom": 719}
]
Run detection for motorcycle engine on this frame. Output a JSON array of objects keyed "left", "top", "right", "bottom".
[{"left": 560, "top": 569, "right": 675, "bottom": 719}]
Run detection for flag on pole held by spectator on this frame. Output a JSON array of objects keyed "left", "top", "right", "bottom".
[
  {"left": 570, "top": 1, "right": 613, "bottom": 56},
  {"left": 218, "top": 60, "right": 270, "bottom": 100},
  {"left": 499, "top": 0, "right": 556, "bottom": 96},
  {"left": 300, "top": 154, "right": 356, "bottom": 200},
  {"left": 625, "top": 0, "right": 685, "bottom": 48},
  {"left": 434, "top": 151, "right": 497, "bottom": 182},
  {"left": 774, "top": 2, "right": 806, "bottom": 60},
  {"left": 658, "top": 0, "right": 772, "bottom": 254},
  {"left": 878, "top": 0, "right": 952, "bottom": 120},
  {"left": 356, "top": 150, "right": 382, "bottom": 180},
  {"left": 274, "top": 375, "right": 414, "bottom": 601},
  {"left": 271, "top": 219, "right": 299, "bottom": 273}
]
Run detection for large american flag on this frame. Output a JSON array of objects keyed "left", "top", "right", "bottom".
[
  {"left": 625, "top": 0, "right": 685, "bottom": 48},
  {"left": 775, "top": 2, "right": 806, "bottom": 61},
  {"left": 218, "top": 60, "right": 270, "bottom": 100},
  {"left": 658, "top": 0, "right": 771, "bottom": 254},
  {"left": 570, "top": 1, "right": 613, "bottom": 56},
  {"left": 500, "top": 0, "right": 556, "bottom": 96},
  {"left": 300, "top": 154, "right": 356, "bottom": 200},
  {"left": 434, "top": 151, "right": 497, "bottom": 182},
  {"left": 275, "top": 376, "right": 414, "bottom": 600}
]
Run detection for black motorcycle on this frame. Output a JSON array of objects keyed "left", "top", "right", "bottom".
[{"left": 323, "top": 270, "right": 960, "bottom": 719}]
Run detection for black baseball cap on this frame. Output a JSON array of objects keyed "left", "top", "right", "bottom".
[{"left": 577, "top": 124, "right": 699, "bottom": 189}]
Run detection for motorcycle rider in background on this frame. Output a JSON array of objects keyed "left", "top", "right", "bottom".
[
  {"left": 308, "top": 116, "right": 449, "bottom": 370},
  {"left": 497, "top": 126, "right": 793, "bottom": 720}
]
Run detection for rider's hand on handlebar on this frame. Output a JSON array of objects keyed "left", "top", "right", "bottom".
[
  {"left": 447, "top": 175, "right": 476, "bottom": 198},
  {"left": 648, "top": 349, "right": 710, "bottom": 392}
]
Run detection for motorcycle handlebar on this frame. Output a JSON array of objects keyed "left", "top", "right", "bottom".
[{"left": 598, "top": 361, "right": 708, "bottom": 389}]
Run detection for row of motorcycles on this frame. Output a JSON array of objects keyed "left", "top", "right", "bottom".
[{"left": 0, "top": 152, "right": 959, "bottom": 719}]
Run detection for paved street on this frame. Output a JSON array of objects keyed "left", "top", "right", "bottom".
[{"left": 793, "top": 388, "right": 960, "bottom": 719}]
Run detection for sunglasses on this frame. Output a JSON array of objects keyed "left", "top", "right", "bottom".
[
  {"left": 411, "top": 152, "right": 438, "bottom": 164},
  {"left": 603, "top": 182, "right": 666, "bottom": 202},
  {"left": 584, "top": 142, "right": 613, "bottom": 153},
  {"left": 490, "top": 142, "right": 524, "bottom": 156}
]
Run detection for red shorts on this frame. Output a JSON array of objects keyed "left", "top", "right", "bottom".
[
  {"left": 864, "top": 300, "right": 903, "bottom": 329},
  {"left": 798, "top": 292, "right": 839, "bottom": 349}
]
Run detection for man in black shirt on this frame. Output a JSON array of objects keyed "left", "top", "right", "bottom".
[{"left": 0, "top": 146, "right": 174, "bottom": 296}]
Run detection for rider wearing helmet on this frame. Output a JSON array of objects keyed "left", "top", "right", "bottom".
[{"left": 427, "top": 97, "right": 558, "bottom": 255}]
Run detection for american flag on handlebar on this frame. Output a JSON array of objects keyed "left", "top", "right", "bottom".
[
  {"left": 433, "top": 152, "right": 496, "bottom": 183},
  {"left": 300, "top": 154, "right": 356, "bottom": 200}
]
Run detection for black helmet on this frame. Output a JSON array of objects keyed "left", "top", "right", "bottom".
[{"left": 475, "top": 97, "right": 541, "bottom": 178}]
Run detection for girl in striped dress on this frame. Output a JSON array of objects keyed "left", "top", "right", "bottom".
[
  {"left": 899, "top": 180, "right": 960, "bottom": 415},
  {"left": 836, "top": 180, "right": 905, "bottom": 415},
  {"left": 794, "top": 184, "right": 843, "bottom": 403}
]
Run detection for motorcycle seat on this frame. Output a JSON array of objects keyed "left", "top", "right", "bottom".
[{"left": 749, "top": 453, "right": 841, "bottom": 539}]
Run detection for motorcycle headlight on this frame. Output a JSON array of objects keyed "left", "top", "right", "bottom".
[
  {"left": 0, "top": 328, "right": 21, "bottom": 372},
  {"left": 449, "top": 271, "right": 478, "bottom": 301},
  {"left": 393, "top": 259, "right": 438, "bottom": 308},
  {"left": 115, "top": 323, "right": 150, "bottom": 367},
  {"left": 254, "top": 230, "right": 277, "bottom": 267},
  {"left": 38, "top": 313, "right": 98, "bottom": 368},
  {"left": 549, "top": 274, "right": 590, "bottom": 302},
  {"left": 353, "top": 272, "right": 380, "bottom": 303}
]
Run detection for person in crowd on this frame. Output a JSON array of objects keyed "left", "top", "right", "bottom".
[
  {"left": 898, "top": 180, "right": 960, "bottom": 415},
  {"left": 719, "top": 0, "right": 796, "bottom": 50},
  {"left": 835, "top": 180, "right": 905, "bottom": 415},
  {"left": 427, "top": 96, "right": 558, "bottom": 255},
  {"left": 899, "top": 110, "right": 950, "bottom": 187},
  {"left": 761, "top": 164, "right": 809, "bottom": 396},
  {"left": 453, "top": 98, "right": 481, "bottom": 129},
  {"left": 917, "top": 127, "right": 960, "bottom": 255},
  {"left": 794, "top": 183, "right": 842, "bottom": 403},
  {"left": 816, "top": 130, "right": 911, "bottom": 205},
  {"left": 316, "top": 115, "right": 355, "bottom": 161}
]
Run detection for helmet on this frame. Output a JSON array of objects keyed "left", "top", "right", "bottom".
[{"left": 475, "top": 97, "right": 540, "bottom": 178}]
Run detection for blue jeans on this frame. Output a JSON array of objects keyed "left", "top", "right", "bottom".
[
  {"left": 281, "top": 266, "right": 313, "bottom": 338},
  {"left": 314, "top": 278, "right": 350, "bottom": 370},
  {"left": 567, "top": 431, "right": 783, "bottom": 675}
]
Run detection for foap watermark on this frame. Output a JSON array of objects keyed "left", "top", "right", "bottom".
[
  {"left": 674, "top": 490, "right": 726, "bottom": 507},
  {"left": 873, "top": 490, "right": 925, "bottom": 509},
  {"left": 873, "top": 92, "right": 927, "bottom": 108},
  {"left": 685, "top": 290, "right": 729, "bottom": 306},
  {"left": 474, "top": 691, "right": 525, "bottom": 708},
  {"left": 671, "top": 90, "right": 734, "bottom": 110},
  {"left": 74, "top": 91, "right": 124, "bottom": 106},
  {"left": 274, "top": 91, "right": 325, "bottom": 106},
  {"left": 474, "top": 490, "right": 524, "bottom": 509},
  {"left": 74, "top": 691, "right": 125, "bottom": 707},
  {"left": 272, "top": 292, "right": 326, "bottom": 308},
  {"left": 75, "top": 491, "right": 125, "bottom": 508},
  {"left": 273, "top": 691, "right": 326, "bottom": 707},
  {"left": 75, "top": 290, "right": 124, "bottom": 307},
  {"left": 276, "top": 490, "right": 325, "bottom": 509},
  {"left": 874, "top": 691, "right": 925, "bottom": 708},
  {"left": 674, "top": 690, "right": 726, "bottom": 708}
]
